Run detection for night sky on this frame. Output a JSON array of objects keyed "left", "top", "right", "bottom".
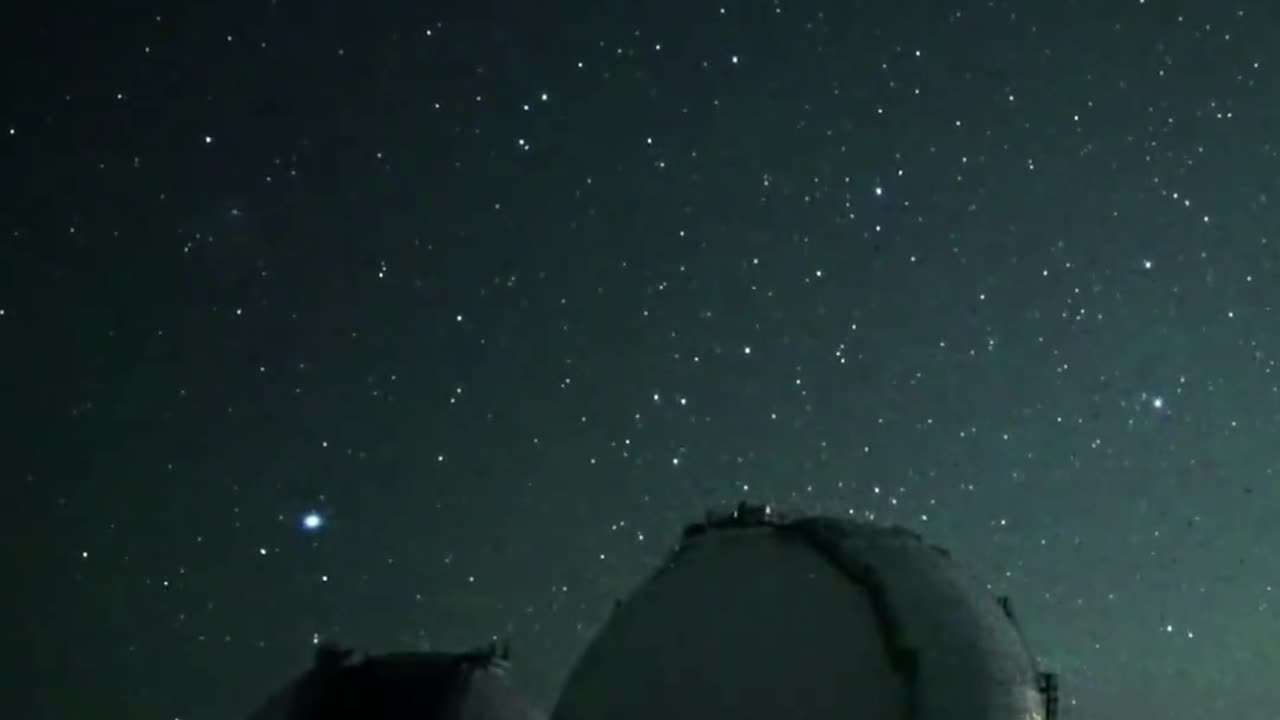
[{"left": 6, "top": 1, "right": 1280, "bottom": 718}]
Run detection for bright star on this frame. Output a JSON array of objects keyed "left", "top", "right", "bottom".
[{"left": 301, "top": 512, "right": 324, "bottom": 531}]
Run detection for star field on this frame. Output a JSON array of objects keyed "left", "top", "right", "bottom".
[{"left": 6, "top": 1, "right": 1280, "bottom": 718}]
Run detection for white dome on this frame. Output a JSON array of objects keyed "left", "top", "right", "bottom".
[{"left": 551, "top": 504, "right": 1056, "bottom": 720}]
